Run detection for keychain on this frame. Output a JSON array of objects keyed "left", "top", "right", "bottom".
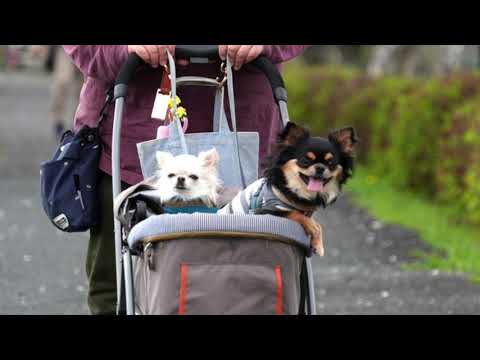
[
  {"left": 156, "top": 95, "right": 189, "bottom": 139},
  {"left": 152, "top": 64, "right": 189, "bottom": 139},
  {"left": 151, "top": 65, "right": 172, "bottom": 121}
]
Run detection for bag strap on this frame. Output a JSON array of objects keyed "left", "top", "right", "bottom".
[
  {"left": 97, "top": 85, "right": 115, "bottom": 129},
  {"left": 167, "top": 51, "right": 189, "bottom": 154},
  {"left": 213, "top": 86, "right": 231, "bottom": 134},
  {"left": 225, "top": 58, "right": 247, "bottom": 189}
]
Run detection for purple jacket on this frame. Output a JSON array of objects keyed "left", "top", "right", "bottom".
[{"left": 64, "top": 45, "right": 309, "bottom": 185}]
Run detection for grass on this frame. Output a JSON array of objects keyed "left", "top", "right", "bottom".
[{"left": 346, "top": 165, "right": 480, "bottom": 282}]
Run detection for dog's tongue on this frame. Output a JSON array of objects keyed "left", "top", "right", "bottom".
[{"left": 308, "top": 177, "right": 323, "bottom": 192}]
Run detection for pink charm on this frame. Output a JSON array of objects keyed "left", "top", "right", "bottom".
[{"left": 156, "top": 117, "right": 189, "bottom": 139}]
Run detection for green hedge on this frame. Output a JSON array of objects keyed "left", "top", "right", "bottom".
[{"left": 283, "top": 61, "right": 480, "bottom": 226}]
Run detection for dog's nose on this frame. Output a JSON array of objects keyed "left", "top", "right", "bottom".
[
  {"left": 315, "top": 166, "right": 325, "bottom": 177},
  {"left": 177, "top": 177, "right": 185, "bottom": 184}
]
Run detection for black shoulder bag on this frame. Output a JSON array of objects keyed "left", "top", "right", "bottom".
[{"left": 40, "top": 86, "right": 113, "bottom": 232}]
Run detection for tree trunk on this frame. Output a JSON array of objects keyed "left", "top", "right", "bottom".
[{"left": 367, "top": 45, "right": 401, "bottom": 77}]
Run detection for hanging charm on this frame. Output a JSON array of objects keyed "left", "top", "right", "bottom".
[
  {"left": 154, "top": 65, "right": 189, "bottom": 139},
  {"left": 151, "top": 65, "right": 172, "bottom": 121}
]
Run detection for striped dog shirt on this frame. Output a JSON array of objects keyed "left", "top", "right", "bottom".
[{"left": 217, "top": 178, "right": 300, "bottom": 215}]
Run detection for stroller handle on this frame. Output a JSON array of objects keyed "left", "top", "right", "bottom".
[
  {"left": 115, "top": 53, "right": 145, "bottom": 91},
  {"left": 175, "top": 45, "right": 219, "bottom": 60},
  {"left": 114, "top": 49, "right": 287, "bottom": 104}
]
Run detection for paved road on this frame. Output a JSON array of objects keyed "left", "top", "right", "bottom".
[
  {"left": 1, "top": 71, "right": 479, "bottom": 315},
  {"left": 0, "top": 71, "right": 89, "bottom": 314}
]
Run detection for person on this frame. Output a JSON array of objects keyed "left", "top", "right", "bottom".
[
  {"left": 63, "top": 45, "right": 310, "bottom": 315},
  {"left": 49, "top": 46, "right": 84, "bottom": 140},
  {"left": 32, "top": 45, "right": 84, "bottom": 140}
]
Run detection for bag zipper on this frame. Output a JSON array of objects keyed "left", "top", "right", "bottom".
[{"left": 73, "top": 175, "right": 86, "bottom": 211}]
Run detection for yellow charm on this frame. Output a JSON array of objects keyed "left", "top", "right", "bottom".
[
  {"left": 167, "top": 96, "right": 181, "bottom": 109},
  {"left": 175, "top": 106, "right": 187, "bottom": 119}
]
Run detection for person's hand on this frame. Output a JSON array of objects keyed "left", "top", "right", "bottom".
[
  {"left": 127, "top": 45, "right": 176, "bottom": 68},
  {"left": 218, "top": 45, "right": 264, "bottom": 70}
]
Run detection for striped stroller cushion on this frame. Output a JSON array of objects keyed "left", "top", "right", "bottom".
[{"left": 127, "top": 213, "right": 312, "bottom": 256}]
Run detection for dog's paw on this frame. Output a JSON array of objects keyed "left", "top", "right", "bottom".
[
  {"left": 311, "top": 236, "right": 325, "bottom": 257},
  {"left": 286, "top": 211, "right": 325, "bottom": 257},
  {"left": 305, "top": 219, "right": 324, "bottom": 257}
]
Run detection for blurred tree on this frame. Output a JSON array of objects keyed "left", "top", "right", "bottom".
[
  {"left": 367, "top": 45, "right": 479, "bottom": 77},
  {"left": 302, "top": 45, "right": 374, "bottom": 68},
  {"left": 301, "top": 45, "right": 479, "bottom": 76}
]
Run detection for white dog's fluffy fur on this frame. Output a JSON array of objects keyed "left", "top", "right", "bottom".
[{"left": 153, "top": 148, "right": 221, "bottom": 207}]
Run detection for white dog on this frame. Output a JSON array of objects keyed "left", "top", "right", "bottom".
[{"left": 153, "top": 148, "right": 221, "bottom": 208}]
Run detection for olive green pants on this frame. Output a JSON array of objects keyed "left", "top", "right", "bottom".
[{"left": 86, "top": 172, "right": 128, "bottom": 315}]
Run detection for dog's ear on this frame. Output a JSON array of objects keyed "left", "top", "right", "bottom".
[
  {"left": 278, "top": 122, "right": 310, "bottom": 146},
  {"left": 198, "top": 148, "right": 219, "bottom": 170},
  {"left": 328, "top": 127, "right": 357, "bottom": 156},
  {"left": 156, "top": 151, "right": 174, "bottom": 169}
]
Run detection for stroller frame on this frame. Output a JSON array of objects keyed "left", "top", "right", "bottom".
[{"left": 111, "top": 46, "right": 317, "bottom": 315}]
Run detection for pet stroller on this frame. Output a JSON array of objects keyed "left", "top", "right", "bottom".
[{"left": 112, "top": 46, "right": 317, "bottom": 315}]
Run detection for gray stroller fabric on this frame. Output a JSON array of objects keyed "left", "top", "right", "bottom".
[
  {"left": 129, "top": 214, "right": 311, "bottom": 315},
  {"left": 134, "top": 235, "right": 305, "bottom": 315},
  {"left": 113, "top": 176, "right": 161, "bottom": 235}
]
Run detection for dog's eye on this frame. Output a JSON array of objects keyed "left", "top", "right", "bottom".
[
  {"left": 168, "top": 173, "right": 176, "bottom": 178},
  {"left": 298, "top": 157, "right": 311, "bottom": 167},
  {"left": 189, "top": 175, "right": 199, "bottom": 180}
]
